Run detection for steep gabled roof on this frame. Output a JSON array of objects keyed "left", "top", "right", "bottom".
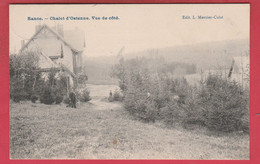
[
  {"left": 39, "top": 51, "right": 77, "bottom": 78},
  {"left": 38, "top": 51, "right": 58, "bottom": 69},
  {"left": 18, "top": 24, "right": 79, "bottom": 79},
  {"left": 64, "top": 28, "right": 85, "bottom": 51},
  {"left": 19, "top": 24, "right": 82, "bottom": 54}
]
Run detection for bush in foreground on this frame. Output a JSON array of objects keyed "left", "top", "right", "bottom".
[
  {"left": 40, "top": 87, "right": 56, "bottom": 105},
  {"left": 63, "top": 96, "right": 70, "bottom": 105},
  {"left": 199, "top": 75, "right": 249, "bottom": 132},
  {"left": 108, "top": 89, "right": 124, "bottom": 102},
  {"left": 30, "top": 94, "right": 38, "bottom": 103},
  {"left": 112, "top": 56, "right": 249, "bottom": 133},
  {"left": 11, "top": 85, "right": 29, "bottom": 103},
  {"left": 76, "top": 88, "right": 91, "bottom": 102},
  {"left": 55, "top": 95, "right": 63, "bottom": 104},
  {"left": 113, "top": 89, "right": 123, "bottom": 101}
]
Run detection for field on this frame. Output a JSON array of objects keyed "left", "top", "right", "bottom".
[{"left": 10, "top": 84, "right": 249, "bottom": 159}]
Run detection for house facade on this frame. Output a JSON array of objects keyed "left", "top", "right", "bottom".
[{"left": 19, "top": 24, "right": 85, "bottom": 87}]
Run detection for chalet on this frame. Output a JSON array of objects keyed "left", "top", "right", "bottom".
[{"left": 19, "top": 24, "right": 85, "bottom": 88}]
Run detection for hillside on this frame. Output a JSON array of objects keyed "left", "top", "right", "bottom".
[
  {"left": 83, "top": 56, "right": 118, "bottom": 85},
  {"left": 124, "top": 39, "right": 249, "bottom": 70},
  {"left": 83, "top": 39, "right": 249, "bottom": 83}
]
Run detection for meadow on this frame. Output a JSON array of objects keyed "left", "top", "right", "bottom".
[{"left": 10, "top": 84, "right": 249, "bottom": 159}]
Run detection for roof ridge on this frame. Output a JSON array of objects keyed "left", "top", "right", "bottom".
[
  {"left": 39, "top": 51, "right": 59, "bottom": 68},
  {"left": 44, "top": 25, "right": 81, "bottom": 53},
  {"left": 19, "top": 24, "right": 82, "bottom": 54}
]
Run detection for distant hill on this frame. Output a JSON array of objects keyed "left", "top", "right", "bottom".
[
  {"left": 83, "top": 39, "right": 249, "bottom": 83},
  {"left": 83, "top": 56, "right": 118, "bottom": 85},
  {"left": 123, "top": 39, "right": 249, "bottom": 70}
]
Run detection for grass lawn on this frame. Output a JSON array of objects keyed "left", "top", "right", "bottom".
[{"left": 10, "top": 85, "right": 249, "bottom": 159}]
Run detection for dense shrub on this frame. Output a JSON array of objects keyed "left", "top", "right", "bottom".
[
  {"left": 112, "top": 56, "right": 249, "bottom": 133},
  {"left": 40, "top": 91, "right": 63, "bottom": 105},
  {"left": 165, "top": 75, "right": 249, "bottom": 133},
  {"left": 63, "top": 96, "right": 70, "bottom": 104},
  {"left": 124, "top": 89, "right": 158, "bottom": 122},
  {"left": 108, "top": 89, "right": 124, "bottom": 102},
  {"left": 30, "top": 94, "right": 38, "bottom": 103},
  {"left": 77, "top": 73, "right": 88, "bottom": 87},
  {"left": 39, "top": 72, "right": 68, "bottom": 105},
  {"left": 34, "top": 70, "right": 69, "bottom": 105},
  {"left": 10, "top": 52, "right": 87, "bottom": 106},
  {"left": 199, "top": 75, "right": 249, "bottom": 132},
  {"left": 82, "top": 89, "right": 91, "bottom": 102},
  {"left": 55, "top": 95, "right": 63, "bottom": 104},
  {"left": 40, "top": 87, "right": 56, "bottom": 105},
  {"left": 113, "top": 89, "right": 121, "bottom": 101},
  {"left": 51, "top": 76, "right": 67, "bottom": 104},
  {"left": 122, "top": 71, "right": 161, "bottom": 122},
  {"left": 76, "top": 88, "right": 91, "bottom": 102},
  {"left": 12, "top": 85, "right": 29, "bottom": 103},
  {"left": 10, "top": 52, "right": 41, "bottom": 102}
]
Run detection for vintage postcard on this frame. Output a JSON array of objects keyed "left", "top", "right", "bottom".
[{"left": 9, "top": 4, "right": 250, "bottom": 159}]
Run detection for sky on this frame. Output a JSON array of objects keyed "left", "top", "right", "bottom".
[{"left": 10, "top": 4, "right": 249, "bottom": 57}]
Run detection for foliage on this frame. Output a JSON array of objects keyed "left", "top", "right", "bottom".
[
  {"left": 111, "top": 57, "right": 127, "bottom": 91},
  {"left": 108, "top": 89, "right": 123, "bottom": 102},
  {"left": 10, "top": 52, "right": 69, "bottom": 105},
  {"left": 198, "top": 75, "right": 249, "bottom": 132},
  {"left": 12, "top": 85, "right": 29, "bottom": 103},
  {"left": 30, "top": 94, "right": 38, "bottom": 103},
  {"left": 112, "top": 56, "right": 249, "bottom": 133},
  {"left": 63, "top": 96, "right": 70, "bottom": 104},
  {"left": 76, "top": 88, "right": 91, "bottom": 102},
  {"left": 113, "top": 89, "right": 123, "bottom": 101},
  {"left": 55, "top": 95, "right": 64, "bottom": 104},
  {"left": 40, "top": 86, "right": 56, "bottom": 105},
  {"left": 9, "top": 51, "right": 91, "bottom": 106},
  {"left": 10, "top": 52, "right": 41, "bottom": 102},
  {"left": 77, "top": 72, "right": 88, "bottom": 87},
  {"left": 39, "top": 71, "right": 68, "bottom": 105}
]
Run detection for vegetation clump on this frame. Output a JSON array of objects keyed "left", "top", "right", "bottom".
[
  {"left": 10, "top": 51, "right": 40, "bottom": 103},
  {"left": 112, "top": 56, "right": 249, "bottom": 133},
  {"left": 77, "top": 88, "right": 91, "bottom": 102},
  {"left": 40, "top": 87, "right": 56, "bottom": 105},
  {"left": 10, "top": 51, "right": 90, "bottom": 106}
]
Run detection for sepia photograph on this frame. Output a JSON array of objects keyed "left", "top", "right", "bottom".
[{"left": 9, "top": 4, "right": 249, "bottom": 159}]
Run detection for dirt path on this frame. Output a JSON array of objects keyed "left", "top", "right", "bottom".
[
  {"left": 85, "top": 84, "right": 122, "bottom": 111},
  {"left": 10, "top": 84, "right": 249, "bottom": 159}
]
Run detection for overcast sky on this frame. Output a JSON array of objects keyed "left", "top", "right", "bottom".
[{"left": 10, "top": 4, "right": 249, "bottom": 57}]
